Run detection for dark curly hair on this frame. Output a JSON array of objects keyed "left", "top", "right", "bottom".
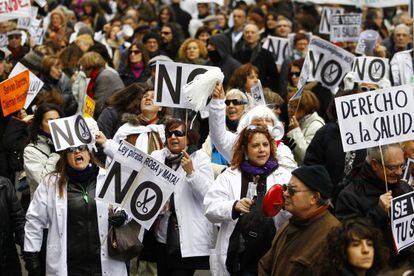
[{"left": 312, "top": 218, "right": 389, "bottom": 275}]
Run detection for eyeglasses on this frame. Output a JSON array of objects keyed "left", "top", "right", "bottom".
[
  {"left": 283, "top": 185, "right": 311, "bottom": 196},
  {"left": 289, "top": 72, "right": 300, "bottom": 78},
  {"left": 130, "top": 50, "right": 141, "bottom": 55},
  {"left": 361, "top": 86, "right": 376, "bottom": 92},
  {"left": 66, "top": 145, "right": 88, "bottom": 152},
  {"left": 166, "top": 130, "right": 186, "bottom": 138},
  {"left": 267, "top": 103, "right": 281, "bottom": 110},
  {"left": 225, "top": 99, "right": 247, "bottom": 106},
  {"left": 383, "top": 163, "right": 406, "bottom": 172},
  {"left": 8, "top": 35, "right": 21, "bottom": 40},
  {"left": 161, "top": 31, "right": 171, "bottom": 35}
]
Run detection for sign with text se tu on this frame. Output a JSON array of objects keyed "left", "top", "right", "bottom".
[
  {"left": 335, "top": 84, "right": 414, "bottom": 152},
  {"left": 0, "top": 70, "right": 29, "bottom": 116},
  {"left": 391, "top": 190, "right": 414, "bottom": 253}
]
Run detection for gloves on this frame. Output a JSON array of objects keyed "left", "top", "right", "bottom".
[
  {"left": 343, "top": 72, "right": 355, "bottom": 91},
  {"left": 23, "top": 251, "right": 41, "bottom": 276},
  {"left": 108, "top": 210, "right": 127, "bottom": 228}
]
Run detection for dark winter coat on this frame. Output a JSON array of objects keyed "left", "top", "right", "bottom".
[{"left": 0, "top": 176, "right": 25, "bottom": 276}]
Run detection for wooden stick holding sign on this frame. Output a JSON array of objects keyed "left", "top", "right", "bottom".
[{"left": 379, "top": 145, "right": 389, "bottom": 193}]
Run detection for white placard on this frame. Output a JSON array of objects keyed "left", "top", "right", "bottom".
[
  {"left": 330, "top": 13, "right": 362, "bottom": 43},
  {"left": 0, "top": 34, "right": 7, "bottom": 47},
  {"left": 154, "top": 61, "right": 217, "bottom": 108},
  {"left": 319, "top": 7, "right": 344, "bottom": 35},
  {"left": 301, "top": 37, "right": 355, "bottom": 92},
  {"left": 351, "top": 56, "right": 390, "bottom": 84},
  {"left": 403, "top": 158, "right": 414, "bottom": 186},
  {"left": 250, "top": 80, "right": 266, "bottom": 106},
  {"left": 391, "top": 190, "right": 414, "bottom": 253},
  {"left": 0, "top": 0, "right": 30, "bottom": 22},
  {"left": 29, "top": 27, "right": 45, "bottom": 45},
  {"left": 10, "top": 62, "right": 44, "bottom": 109},
  {"left": 48, "top": 115, "right": 94, "bottom": 152},
  {"left": 262, "top": 36, "right": 291, "bottom": 66},
  {"left": 97, "top": 141, "right": 181, "bottom": 230},
  {"left": 335, "top": 84, "right": 414, "bottom": 152}
]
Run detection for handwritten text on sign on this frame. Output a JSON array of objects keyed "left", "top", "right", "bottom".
[
  {"left": 330, "top": 13, "right": 362, "bottom": 43},
  {"left": 0, "top": 0, "right": 30, "bottom": 22},
  {"left": 351, "top": 56, "right": 390, "bottom": 84},
  {"left": 0, "top": 70, "right": 29, "bottom": 116},
  {"left": 391, "top": 191, "right": 414, "bottom": 253},
  {"left": 335, "top": 85, "right": 414, "bottom": 152}
]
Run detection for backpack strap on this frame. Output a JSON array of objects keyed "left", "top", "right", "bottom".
[
  {"left": 240, "top": 171, "right": 250, "bottom": 198},
  {"left": 26, "top": 145, "right": 49, "bottom": 158}
]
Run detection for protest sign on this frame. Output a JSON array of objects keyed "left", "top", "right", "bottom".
[
  {"left": 302, "top": 37, "right": 355, "bottom": 92},
  {"left": 262, "top": 36, "right": 291, "bottom": 66},
  {"left": 250, "top": 80, "right": 266, "bottom": 106},
  {"left": 48, "top": 114, "right": 94, "bottom": 152},
  {"left": 16, "top": 6, "right": 37, "bottom": 29},
  {"left": 10, "top": 62, "right": 44, "bottom": 109},
  {"left": 335, "top": 85, "right": 414, "bottom": 152},
  {"left": 97, "top": 141, "right": 181, "bottom": 230},
  {"left": 355, "top": 30, "right": 379, "bottom": 55},
  {"left": 391, "top": 190, "right": 414, "bottom": 253},
  {"left": 154, "top": 60, "right": 217, "bottom": 108},
  {"left": 29, "top": 26, "right": 45, "bottom": 45},
  {"left": 293, "top": 0, "right": 408, "bottom": 7},
  {"left": 0, "top": 70, "right": 29, "bottom": 116},
  {"left": 83, "top": 95, "right": 95, "bottom": 118},
  {"left": 0, "top": 34, "right": 7, "bottom": 47},
  {"left": 330, "top": 13, "right": 362, "bottom": 43},
  {"left": 351, "top": 56, "right": 390, "bottom": 84},
  {"left": 403, "top": 158, "right": 414, "bottom": 186},
  {"left": 0, "top": 0, "right": 30, "bottom": 22},
  {"left": 319, "top": 7, "right": 344, "bottom": 35}
]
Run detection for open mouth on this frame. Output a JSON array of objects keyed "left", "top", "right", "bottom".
[{"left": 75, "top": 155, "right": 84, "bottom": 164}]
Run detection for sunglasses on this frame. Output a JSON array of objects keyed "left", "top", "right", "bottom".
[
  {"left": 225, "top": 99, "right": 247, "bottom": 106},
  {"left": 267, "top": 103, "right": 281, "bottom": 110},
  {"left": 161, "top": 31, "right": 171, "bottom": 35},
  {"left": 130, "top": 50, "right": 141, "bottom": 55},
  {"left": 66, "top": 145, "right": 88, "bottom": 152},
  {"left": 283, "top": 185, "right": 311, "bottom": 196},
  {"left": 166, "top": 130, "right": 186, "bottom": 138},
  {"left": 289, "top": 72, "right": 300, "bottom": 78},
  {"left": 8, "top": 35, "right": 21, "bottom": 40},
  {"left": 360, "top": 86, "right": 376, "bottom": 92}
]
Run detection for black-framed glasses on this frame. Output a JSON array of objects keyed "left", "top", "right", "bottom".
[
  {"left": 225, "top": 99, "right": 247, "bottom": 106},
  {"left": 66, "top": 145, "right": 88, "bottom": 152},
  {"left": 289, "top": 72, "right": 300, "bottom": 78},
  {"left": 283, "top": 185, "right": 311, "bottom": 196},
  {"left": 8, "top": 34, "right": 21, "bottom": 40},
  {"left": 361, "top": 86, "right": 376, "bottom": 92},
  {"left": 161, "top": 31, "right": 171, "bottom": 35},
  {"left": 166, "top": 130, "right": 186, "bottom": 138}
]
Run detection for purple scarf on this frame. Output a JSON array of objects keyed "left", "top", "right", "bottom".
[
  {"left": 240, "top": 157, "right": 279, "bottom": 176},
  {"left": 131, "top": 62, "right": 144, "bottom": 79}
]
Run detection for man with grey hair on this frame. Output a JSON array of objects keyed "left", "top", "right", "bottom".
[
  {"left": 275, "top": 18, "right": 292, "bottom": 38},
  {"left": 389, "top": 24, "right": 413, "bottom": 85},
  {"left": 335, "top": 143, "right": 411, "bottom": 264}
]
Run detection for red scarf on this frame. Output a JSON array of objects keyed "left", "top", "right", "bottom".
[{"left": 86, "top": 68, "right": 101, "bottom": 98}]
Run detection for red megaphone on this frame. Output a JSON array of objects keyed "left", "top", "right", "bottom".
[{"left": 262, "top": 184, "right": 284, "bottom": 217}]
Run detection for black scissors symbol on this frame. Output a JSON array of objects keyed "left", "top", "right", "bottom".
[{"left": 136, "top": 189, "right": 156, "bottom": 214}]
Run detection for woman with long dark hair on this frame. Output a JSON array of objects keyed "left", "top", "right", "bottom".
[
  {"left": 24, "top": 144, "right": 128, "bottom": 275},
  {"left": 118, "top": 42, "right": 151, "bottom": 86}
]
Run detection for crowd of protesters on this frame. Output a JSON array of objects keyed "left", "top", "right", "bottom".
[{"left": 2, "top": 0, "right": 414, "bottom": 275}]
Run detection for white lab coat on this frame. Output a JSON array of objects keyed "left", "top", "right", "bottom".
[
  {"left": 151, "top": 148, "right": 215, "bottom": 257},
  {"left": 209, "top": 99, "right": 297, "bottom": 172},
  {"left": 204, "top": 167, "right": 292, "bottom": 276},
  {"left": 390, "top": 49, "right": 413, "bottom": 86},
  {"left": 24, "top": 174, "right": 127, "bottom": 276}
]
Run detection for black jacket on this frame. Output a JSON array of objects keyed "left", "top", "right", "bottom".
[
  {"left": 234, "top": 43, "right": 279, "bottom": 91},
  {"left": 206, "top": 33, "right": 241, "bottom": 87},
  {"left": 0, "top": 177, "right": 25, "bottom": 276}
]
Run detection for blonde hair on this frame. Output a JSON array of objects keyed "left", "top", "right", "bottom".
[
  {"left": 178, "top": 38, "right": 207, "bottom": 61},
  {"left": 79, "top": 51, "right": 106, "bottom": 71}
]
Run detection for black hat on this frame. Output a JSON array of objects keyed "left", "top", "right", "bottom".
[{"left": 291, "top": 165, "right": 332, "bottom": 199}]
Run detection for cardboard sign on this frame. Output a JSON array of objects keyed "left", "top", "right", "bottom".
[
  {"left": 302, "top": 37, "right": 355, "bottom": 92},
  {"left": 0, "top": 0, "right": 30, "bottom": 22},
  {"left": 97, "top": 141, "right": 181, "bottom": 230},
  {"left": 250, "top": 80, "right": 266, "bottom": 106},
  {"left": 351, "top": 56, "right": 390, "bottom": 84},
  {"left": 391, "top": 190, "right": 414, "bottom": 253},
  {"left": 330, "top": 13, "right": 362, "bottom": 43},
  {"left": 154, "top": 61, "right": 217, "bottom": 108},
  {"left": 83, "top": 95, "right": 95, "bottom": 118},
  {"left": 16, "top": 6, "right": 37, "bottom": 29},
  {"left": 319, "top": 7, "right": 344, "bottom": 35},
  {"left": 262, "top": 36, "right": 291, "bottom": 66},
  {"left": 48, "top": 114, "right": 94, "bottom": 152},
  {"left": 403, "top": 158, "right": 414, "bottom": 186},
  {"left": 0, "top": 70, "right": 29, "bottom": 116},
  {"left": 335, "top": 84, "right": 414, "bottom": 152},
  {"left": 29, "top": 26, "right": 45, "bottom": 45},
  {"left": 10, "top": 62, "right": 44, "bottom": 109},
  {"left": 0, "top": 34, "right": 7, "bottom": 47}
]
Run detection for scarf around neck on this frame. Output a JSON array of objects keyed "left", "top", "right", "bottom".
[
  {"left": 131, "top": 61, "right": 144, "bottom": 79},
  {"left": 86, "top": 68, "right": 101, "bottom": 98},
  {"left": 240, "top": 156, "right": 279, "bottom": 176},
  {"left": 66, "top": 163, "right": 98, "bottom": 185}
]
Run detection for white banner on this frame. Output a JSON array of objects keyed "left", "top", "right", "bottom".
[
  {"left": 351, "top": 56, "right": 390, "bottom": 84},
  {"left": 10, "top": 62, "right": 44, "bottom": 109},
  {"left": 293, "top": 0, "right": 408, "bottom": 7},
  {"left": 262, "top": 36, "right": 291, "bottom": 66},
  {"left": 391, "top": 191, "right": 414, "bottom": 253},
  {"left": 48, "top": 115, "right": 94, "bottom": 152},
  {"left": 319, "top": 7, "right": 344, "bottom": 35},
  {"left": 250, "top": 80, "right": 266, "bottom": 106},
  {"left": 403, "top": 158, "right": 414, "bottom": 186},
  {"left": 154, "top": 61, "right": 217, "bottom": 108},
  {"left": 330, "top": 13, "right": 362, "bottom": 43},
  {"left": 335, "top": 85, "right": 414, "bottom": 152},
  {"left": 0, "top": 0, "right": 30, "bottom": 22},
  {"left": 302, "top": 37, "right": 355, "bottom": 92},
  {"left": 97, "top": 141, "right": 181, "bottom": 230}
]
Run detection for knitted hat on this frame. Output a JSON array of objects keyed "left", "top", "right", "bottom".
[{"left": 291, "top": 165, "right": 332, "bottom": 199}]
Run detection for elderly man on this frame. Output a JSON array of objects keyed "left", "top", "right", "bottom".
[
  {"left": 275, "top": 18, "right": 292, "bottom": 38},
  {"left": 234, "top": 23, "right": 279, "bottom": 91},
  {"left": 336, "top": 144, "right": 412, "bottom": 265},
  {"left": 258, "top": 165, "right": 340, "bottom": 275},
  {"left": 389, "top": 25, "right": 413, "bottom": 85},
  {"left": 224, "top": 8, "right": 246, "bottom": 53},
  {"left": 383, "top": 24, "right": 411, "bottom": 58}
]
